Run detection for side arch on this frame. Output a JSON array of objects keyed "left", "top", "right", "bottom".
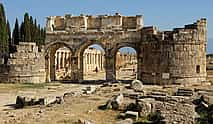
[
  {"left": 45, "top": 41, "right": 73, "bottom": 82},
  {"left": 110, "top": 40, "right": 142, "bottom": 81},
  {"left": 45, "top": 41, "right": 74, "bottom": 56}
]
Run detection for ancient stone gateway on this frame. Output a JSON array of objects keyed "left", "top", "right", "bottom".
[{"left": 45, "top": 13, "right": 207, "bottom": 85}]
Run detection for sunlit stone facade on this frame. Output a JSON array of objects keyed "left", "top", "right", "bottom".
[
  {"left": 54, "top": 47, "right": 137, "bottom": 79},
  {"left": 83, "top": 47, "right": 105, "bottom": 75},
  {"left": 116, "top": 51, "right": 137, "bottom": 70}
]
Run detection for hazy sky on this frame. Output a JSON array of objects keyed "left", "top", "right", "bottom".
[{"left": 1, "top": 0, "right": 212, "bottom": 53}]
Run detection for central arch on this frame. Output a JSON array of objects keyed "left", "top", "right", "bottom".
[{"left": 75, "top": 40, "right": 106, "bottom": 81}]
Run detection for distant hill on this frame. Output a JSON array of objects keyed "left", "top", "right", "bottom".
[{"left": 208, "top": 38, "right": 213, "bottom": 54}]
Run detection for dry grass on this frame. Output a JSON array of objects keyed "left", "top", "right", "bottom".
[{"left": 0, "top": 83, "right": 61, "bottom": 93}]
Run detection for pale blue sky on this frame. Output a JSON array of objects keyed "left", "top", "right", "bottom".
[{"left": 1, "top": 0, "right": 212, "bottom": 53}]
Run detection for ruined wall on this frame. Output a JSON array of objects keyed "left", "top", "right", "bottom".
[
  {"left": 46, "top": 13, "right": 143, "bottom": 32},
  {"left": 45, "top": 13, "right": 207, "bottom": 85},
  {"left": 141, "top": 19, "right": 207, "bottom": 85},
  {"left": 0, "top": 42, "right": 46, "bottom": 83}
]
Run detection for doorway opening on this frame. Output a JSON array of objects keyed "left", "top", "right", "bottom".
[
  {"left": 116, "top": 47, "right": 137, "bottom": 80},
  {"left": 54, "top": 47, "right": 72, "bottom": 80},
  {"left": 83, "top": 44, "right": 105, "bottom": 80}
]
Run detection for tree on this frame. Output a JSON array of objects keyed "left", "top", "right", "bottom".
[
  {"left": 36, "top": 24, "right": 41, "bottom": 46},
  {"left": 6, "top": 20, "right": 13, "bottom": 53},
  {"left": 20, "top": 22, "right": 24, "bottom": 42},
  {"left": 0, "top": 3, "right": 9, "bottom": 54},
  {"left": 6, "top": 20, "right": 11, "bottom": 41},
  {"left": 10, "top": 12, "right": 46, "bottom": 50},
  {"left": 12, "top": 18, "right": 20, "bottom": 45},
  {"left": 41, "top": 27, "right": 46, "bottom": 45},
  {"left": 30, "top": 16, "right": 35, "bottom": 42},
  {"left": 23, "top": 13, "right": 31, "bottom": 42}
]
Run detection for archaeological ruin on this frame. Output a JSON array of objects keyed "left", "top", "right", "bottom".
[
  {"left": 54, "top": 46, "right": 137, "bottom": 80},
  {"left": 0, "top": 13, "right": 207, "bottom": 85}
]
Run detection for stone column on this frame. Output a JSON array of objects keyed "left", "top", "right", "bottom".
[
  {"left": 62, "top": 52, "right": 65, "bottom": 68},
  {"left": 95, "top": 54, "right": 97, "bottom": 69},
  {"left": 93, "top": 53, "right": 95, "bottom": 70},
  {"left": 105, "top": 53, "right": 116, "bottom": 81},
  {"left": 84, "top": 54, "right": 87, "bottom": 74},
  {"left": 58, "top": 52, "right": 61, "bottom": 70},
  {"left": 64, "top": 52, "right": 67, "bottom": 66},
  {"left": 100, "top": 54, "right": 103, "bottom": 70},
  {"left": 137, "top": 53, "right": 142, "bottom": 81},
  {"left": 86, "top": 53, "right": 89, "bottom": 73},
  {"left": 45, "top": 55, "right": 50, "bottom": 82},
  {"left": 102, "top": 53, "right": 105, "bottom": 71},
  {"left": 50, "top": 52, "right": 56, "bottom": 81},
  {"left": 70, "top": 56, "right": 81, "bottom": 81},
  {"left": 97, "top": 54, "right": 100, "bottom": 70},
  {"left": 88, "top": 53, "right": 91, "bottom": 71}
]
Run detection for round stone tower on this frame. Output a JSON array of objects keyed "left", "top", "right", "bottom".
[{"left": 141, "top": 18, "right": 207, "bottom": 85}]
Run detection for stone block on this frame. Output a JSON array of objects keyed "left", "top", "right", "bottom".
[
  {"left": 116, "top": 118, "right": 133, "bottom": 124},
  {"left": 138, "top": 98, "right": 155, "bottom": 116},
  {"left": 125, "top": 111, "right": 138, "bottom": 121},
  {"left": 82, "top": 85, "right": 97, "bottom": 94},
  {"left": 131, "top": 80, "right": 143, "bottom": 91},
  {"left": 15, "top": 95, "right": 42, "bottom": 108},
  {"left": 105, "top": 93, "right": 124, "bottom": 110},
  {"left": 42, "top": 96, "right": 57, "bottom": 105},
  {"left": 176, "top": 88, "right": 193, "bottom": 96},
  {"left": 150, "top": 91, "right": 168, "bottom": 96},
  {"left": 202, "top": 95, "right": 213, "bottom": 105}
]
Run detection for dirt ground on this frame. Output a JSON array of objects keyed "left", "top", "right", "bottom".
[
  {"left": 0, "top": 81, "right": 174, "bottom": 124},
  {"left": 0, "top": 83, "right": 121, "bottom": 124},
  {"left": 0, "top": 70, "right": 212, "bottom": 124}
]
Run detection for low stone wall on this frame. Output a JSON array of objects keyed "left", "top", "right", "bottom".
[
  {"left": 154, "top": 98, "right": 195, "bottom": 123},
  {"left": 0, "top": 42, "right": 46, "bottom": 83}
]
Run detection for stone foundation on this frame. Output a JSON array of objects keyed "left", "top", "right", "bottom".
[{"left": 0, "top": 42, "right": 46, "bottom": 83}]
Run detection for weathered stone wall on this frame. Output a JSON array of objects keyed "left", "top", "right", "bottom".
[
  {"left": 207, "top": 56, "right": 213, "bottom": 70},
  {"left": 45, "top": 13, "right": 207, "bottom": 85},
  {"left": 141, "top": 19, "right": 207, "bottom": 85},
  {"left": 46, "top": 13, "right": 143, "bottom": 32},
  {"left": 0, "top": 42, "right": 46, "bottom": 83}
]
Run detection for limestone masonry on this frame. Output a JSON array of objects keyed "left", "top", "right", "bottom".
[
  {"left": 0, "top": 42, "right": 46, "bottom": 83},
  {"left": 0, "top": 13, "right": 208, "bottom": 85}
]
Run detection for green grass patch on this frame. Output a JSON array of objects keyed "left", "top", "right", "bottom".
[
  {"left": 14, "top": 82, "right": 61, "bottom": 89},
  {"left": 17, "top": 83, "right": 47, "bottom": 89}
]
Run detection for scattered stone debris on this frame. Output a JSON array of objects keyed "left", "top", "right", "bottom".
[
  {"left": 131, "top": 80, "right": 143, "bottom": 92},
  {"left": 125, "top": 100, "right": 142, "bottom": 116},
  {"left": 176, "top": 88, "right": 193, "bottom": 96},
  {"left": 77, "top": 119, "right": 95, "bottom": 124},
  {"left": 200, "top": 94, "right": 213, "bottom": 105},
  {"left": 150, "top": 91, "right": 168, "bottom": 96},
  {"left": 82, "top": 86, "right": 97, "bottom": 94},
  {"left": 115, "top": 118, "right": 133, "bottom": 124},
  {"left": 56, "top": 96, "right": 64, "bottom": 104},
  {"left": 99, "top": 93, "right": 124, "bottom": 110},
  {"left": 15, "top": 95, "right": 64, "bottom": 108},
  {"left": 123, "top": 92, "right": 143, "bottom": 99},
  {"left": 101, "top": 82, "right": 112, "bottom": 87},
  {"left": 137, "top": 98, "right": 155, "bottom": 116},
  {"left": 16, "top": 96, "right": 43, "bottom": 108},
  {"left": 63, "top": 91, "right": 81, "bottom": 98},
  {"left": 125, "top": 111, "right": 138, "bottom": 121}
]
